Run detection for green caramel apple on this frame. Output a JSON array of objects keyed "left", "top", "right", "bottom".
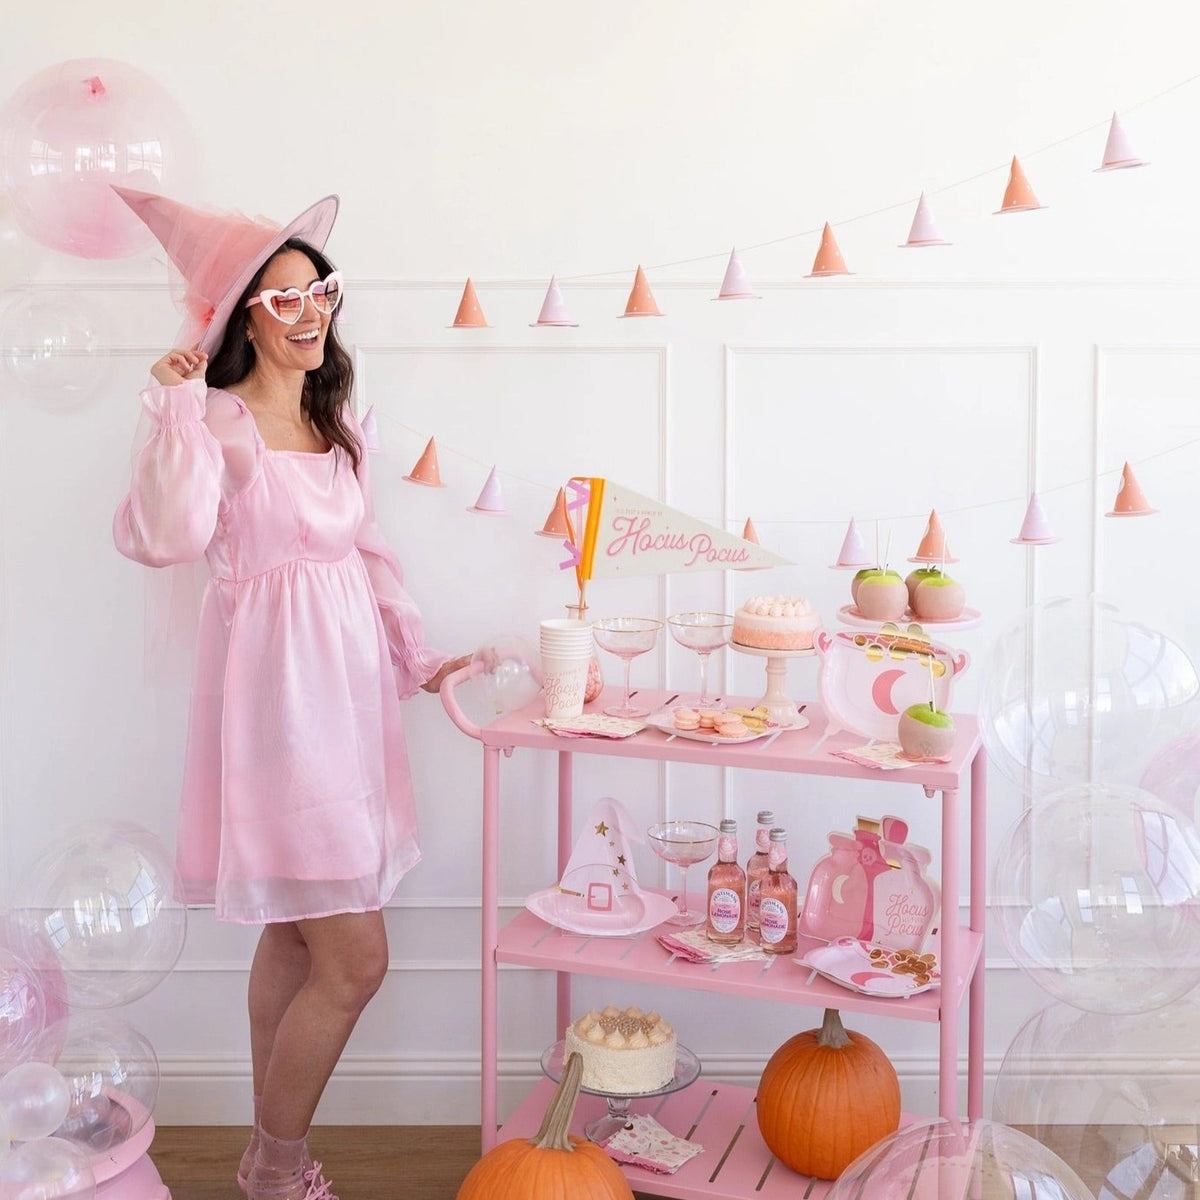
[
  {"left": 855, "top": 571, "right": 908, "bottom": 621},
  {"left": 898, "top": 703, "right": 956, "bottom": 759}
]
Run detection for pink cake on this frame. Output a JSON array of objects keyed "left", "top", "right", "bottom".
[{"left": 732, "top": 596, "right": 820, "bottom": 650}]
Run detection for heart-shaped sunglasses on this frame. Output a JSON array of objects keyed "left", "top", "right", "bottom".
[{"left": 245, "top": 271, "right": 343, "bottom": 325}]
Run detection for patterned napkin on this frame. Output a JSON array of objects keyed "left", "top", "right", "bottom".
[
  {"left": 535, "top": 714, "right": 646, "bottom": 739},
  {"left": 830, "top": 742, "right": 950, "bottom": 770},
  {"left": 603, "top": 1114, "right": 704, "bottom": 1174},
  {"left": 658, "top": 929, "right": 771, "bottom": 964}
]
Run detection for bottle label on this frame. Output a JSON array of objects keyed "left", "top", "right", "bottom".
[
  {"left": 709, "top": 888, "right": 741, "bottom": 933},
  {"left": 718, "top": 834, "right": 737, "bottom": 860},
  {"left": 747, "top": 877, "right": 762, "bottom": 925},
  {"left": 768, "top": 845, "right": 787, "bottom": 871},
  {"left": 759, "top": 896, "right": 788, "bottom": 944},
  {"left": 756, "top": 828, "right": 771, "bottom": 852}
]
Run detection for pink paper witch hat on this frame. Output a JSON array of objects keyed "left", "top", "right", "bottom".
[
  {"left": 403, "top": 436, "right": 446, "bottom": 487},
  {"left": 901, "top": 191, "right": 951, "bottom": 247},
  {"left": 530, "top": 276, "right": 578, "bottom": 326},
  {"left": 714, "top": 247, "right": 760, "bottom": 299},
  {"left": 829, "top": 517, "right": 873, "bottom": 569},
  {"left": 536, "top": 488, "right": 573, "bottom": 538},
  {"left": 449, "top": 278, "right": 489, "bottom": 327},
  {"left": 1096, "top": 112, "right": 1148, "bottom": 171},
  {"left": 994, "top": 156, "right": 1046, "bottom": 214},
  {"left": 619, "top": 265, "right": 663, "bottom": 317},
  {"left": 1106, "top": 462, "right": 1157, "bottom": 517},
  {"left": 909, "top": 509, "right": 959, "bottom": 563},
  {"left": 360, "top": 405, "right": 382, "bottom": 454},
  {"left": 1010, "top": 492, "right": 1062, "bottom": 544},
  {"left": 742, "top": 517, "right": 760, "bottom": 544},
  {"left": 469, "top": 465, "right": 507, "bottom": 515},
  {"left": 807, "top": 222, "right": 853, "bottom": 277}
]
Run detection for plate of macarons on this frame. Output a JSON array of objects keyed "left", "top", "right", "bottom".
[{"left": 644, "top": 705, "right": 780, "bottom": 743}]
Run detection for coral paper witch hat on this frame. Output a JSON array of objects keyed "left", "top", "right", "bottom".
[
  {"left": 807, "top": 223, "right": 853, "bottom": 277},
  {"left": 1106, "top": 462, "right": 1157, "bottom": 517},
  {"left": 1010, "top": 492, "right": 1062, "bottom": 544},
  {"left": 619, "top": 265, "right": 663, "bottom": 317},
  {"left": 1096, "top": 112, "right": 1148, "bottom": 171},
  {"left": 536, "top": 487, "right": 573, "bottom": 538},
  {"left": 908, "top": 509, "right": 959, "bottom": 563},
  {"left": 829, "top": 517, "right": 873, "bottom": 569},
  {"left": 995, "top": 156, "right": 1046, "bottom": 214},
  {"left": 469, "top": 465, "right": 507, "bottom": 515},
  {"left": 403, "top": 436, "right": 446, "bottom": 487},
  {"left": 714, "top": 247, "right": 760, "bottom": 299},
  {"left": 449, "top": 278, "right": 489, "bottom": 327},
  {"left": 742, "top": 517, "right": 760, "bottom": 544},
  {"left": 530, "top": 276, "right": 578, "bottom": 326},
  {"left": 901, "top": 191, "right": 951, "bottom": 247}
]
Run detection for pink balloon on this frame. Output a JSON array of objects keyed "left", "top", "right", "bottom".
[{"left": 0, "top": 58, "right": 196, "bottom": 259}]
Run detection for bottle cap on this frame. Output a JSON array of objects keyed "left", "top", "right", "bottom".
[
  {"left": 757, "top": 810, "right": 775, "bottom": 823},
  {"left": 719, "top": 819, "right": 737, "bottom": 834},
  {"left": 769, "top": 827, "right": 787, "bottom": 843}
]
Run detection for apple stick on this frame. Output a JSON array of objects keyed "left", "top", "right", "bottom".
[{"left": 927, "top": 654, "right": 937, "bottom": 712}]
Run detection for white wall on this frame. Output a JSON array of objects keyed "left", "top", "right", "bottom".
[{"left": 3, "top": 0, "right": 1200, "bottom": 1125}]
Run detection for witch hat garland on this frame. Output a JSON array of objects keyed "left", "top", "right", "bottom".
[
  {"left": 714, "top": 247, "right": 760, "bottom": 299},
  {"left": 403, "top": 436, "right": 446, "bottom": 487},
  {"left": 1106, "top": 462, "right": 1157, "bottom": 516},
  {"left": 995, "top": 156, "right": 1046, "bottom": 213},
  {"left": 1096, "top": 112, "right": 1148, "bottom": 172},
  {"left": 619, "top": 265, "right": 663, "bottom": 317},
  {"left": 830, "top": 517, "right": 873, "bottom": 569},
  {"left": 536, "top": 488, "right": 573, "bottom": 538},
  {"left": 901, "top": 191, "right": 952, "bottom": 247},
  {"left": 531, "top": 276, "right": 578, "bottom": 326},
  {"left": 807, "top": 222, "right": 853, "bottom": 277},
  {"left": 449, "top": 278, "right": 489, "bottom": 327},
  {"left": 1011, "top": 492, "right": 1062, "bottom": 544},
  {"left": 909, "top": 509, "right": 959, "bottom": 563},
  {"left": 469, "top": 465, "right": 508, "bottom": 515}
]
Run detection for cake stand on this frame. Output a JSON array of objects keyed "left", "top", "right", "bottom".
[
  {"left": 730, "top": 643, "right": 815, "bottom": 727},
  {"left": 836, "top": 604, "right": 983, "bottom": 633},
  {"left": 541, "top": 1039, "right": 701, "bottom": 1143}
]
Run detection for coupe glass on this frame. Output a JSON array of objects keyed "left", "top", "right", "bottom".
[
  {"left": 647, "top": 820, "right": 719, "bottom": 927},
  {"left": 667, "top": 612, "right": 734, "bottom": 707},
  {"left": 591, "top": 617, "right": 662, "bottom": 718}
]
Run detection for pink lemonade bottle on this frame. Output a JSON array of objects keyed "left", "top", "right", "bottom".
[
  {"left": 745, "top": 809, "right": 776, "bottom": 931},
  {"left": 758, "top": 828, "right": 798, "bottom": 955},
  {"left": 706, "top": 819, "right": 746, "bottom": 944}
]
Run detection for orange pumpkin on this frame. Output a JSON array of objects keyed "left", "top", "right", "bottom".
[
  {"left": 457, "top": 1052, "right": 634, "bottom": 1200},
  {"left": 756, "top": 1007, "right": 901, "bottom": 1180}
]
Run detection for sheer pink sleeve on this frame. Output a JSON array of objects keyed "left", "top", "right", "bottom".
[
  {"left": 113, "top": 380, "right": 224, "bottom": 567},
  {"left": 351, "top": 413, "right": 450, "bottom": 699}
]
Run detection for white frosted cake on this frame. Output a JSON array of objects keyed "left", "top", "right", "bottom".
[
  {"left": 732, "top": 596, "right": 820, "bottom": 650},
  {"left": 563, "top": 1005, "right": 676, "bottom": 1094}
]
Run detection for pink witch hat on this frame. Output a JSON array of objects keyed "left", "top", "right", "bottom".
[
  {"left": 112, "top": 186, "right": 339, "bottom": 356},
  {"left": 742, "top": 517, "right": 760, "bottom": 543},
  {"left": 469, "top": 465, "right": 507, "bottom": 515},
  {"left": 619, "top": 265, "right": 663, "bottom": 317},
  {"left": 530, "top": 276, "right": 578, "bottom": 326},
  {"left": 536, "top": 488, "right": 573, "bottom": 538},
  {"left": 360, "top": 405, "right": 382, "bottom": 454},
  {"left": 1106, "top": 462, "right": 1157, "bottom": 517},
  {"left": 901, "top": 191, "right": 952, "bottom": 247},
  {"left": 909, "top": 509, "right": 959, "bottom": 563},
  {"left": 714, "top": 247, "right": 760, "bottom": 299},
  {"left": 829, "top": 517, "right": 873, "bottom": 569},
  {"left": 1096, "top": 112, "right": 1148, "bottom": 171},
  {"left": 403, "top": 436, "right": 447, "bottom": 487},
  {"left": 449, "top": 278, "right": 489, "bottom": 327},
  {"left": 807, "top": 222, "right": 853, "bottom": 277},
  {"left": 994, "top": 156, "right": 1046, "bottom": 214},
  {"left": 1010, "top": 492, "right": 1062, "bottom": 544}
]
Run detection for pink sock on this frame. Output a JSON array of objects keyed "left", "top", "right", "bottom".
[
  {"left": 238, "top": 1093, "right": 262, "bottom": 1185},
  {"left": 247, "top": 1125, "right": 308, "bottom": 1200}
]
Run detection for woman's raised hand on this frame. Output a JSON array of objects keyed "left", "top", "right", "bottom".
[{"left": 151, "top": 348, "right": 208, "bottom": 387}]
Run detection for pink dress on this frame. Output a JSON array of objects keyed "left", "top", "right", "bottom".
[{"left": 114, "top": 380, "right": 448, "bottom": 924}]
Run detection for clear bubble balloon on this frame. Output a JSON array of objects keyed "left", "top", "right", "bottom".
[
  {"left": 34, "top": 1013, "right": 158, "bottom": 1153},
  {"left": 0, "top": 1136, "right": 95, "bottom": 1199},
  {"left": 0, "top": 191, "right": 43, "bottom": 287},
  {"left": 461, "top": 634, "right": 542, "bottom": 723},
  {"left": 0, "top": 1108, "right": 9, "bottom": 1169},
  {"left": 2, "top": 916, "right": 71, "bottom": 1042},
  {"left": 0, "top": 1062, "right": 71, "bottom": 1142},
  {"left": 10, "top": 821, "right": 186, "bottom": 1010},
  {"left": 0, "top": 58, "right": 196, "bottom": 259},
  {"left": 827, "top": 1117, "right": 1093, "bottom": 1200},
  {"left": 994, "top": 998, "right": 1200, "bottom": 1200},
  {"left": 0, "top": 290, "right": 113, "bottom": 410},
  {"left": 992, "top": 782, "right": 1200, "bottom": 1013},
  {"left": 0, "top": 949, "right": 48, "bottom": 1073},
  {"left": 1140, "top": 720, "right": 1200, "bottom": 823},
  {"left": 980, "top": 597, "right": 1200, "bottom": 795}
]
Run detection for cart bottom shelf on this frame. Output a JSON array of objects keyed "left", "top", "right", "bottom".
[{"left": 499, "top": 1077, "right": 924, "bottom": 1199}]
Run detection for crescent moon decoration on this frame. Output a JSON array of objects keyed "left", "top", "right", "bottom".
[
  {"left": 871, "top": 668, "right": 906, "bottom": 715},
  {"left": 832, "top": 875, "right": 847, "bottom": 904}
]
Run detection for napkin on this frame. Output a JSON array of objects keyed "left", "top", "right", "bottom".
[
  {"left": 535, "top": 714, "right": 646, "bottom": 739},
  {"left": 830, "top": 742, "right": 950, "bottom": 770},
  {"left": 658, "top": 929, "right": 771, "bottom": 964},
  {"left": 603, "top": 1114, "right": 704, "bottom": 1174}
]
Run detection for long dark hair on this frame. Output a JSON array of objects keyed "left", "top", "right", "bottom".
[{"left": 207, "top": 237, "right": 360, "bottom": 471}]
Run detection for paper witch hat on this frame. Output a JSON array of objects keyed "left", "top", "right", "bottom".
[
  {"left": 909, "top": 509, "right": 959, "bottom": 563},
  {"left": 995, "top": 156, "right": 1046, "bottom": 214},
  {"left": 536, "top": 487, "right": 573, "bottom": 538},
  {"left": 530, "top": 276, "right": 578, "bottom": 326},
  {"left": 1096, "top": 112, "right": 1148, "bottom": 171},
  {"left": 469, "top": 465, "right": 507, "bottom": 515},
  {"left": 714, "top": 247, "right": 760, "bottom": 299},
  {"left": 403, "top": 436, "right": 446, "bottom": 487},
  {"left": 807, "top": 222, "right": 853, "bottom": 277},
  {"left": 112, "top": 186, "right": 339, "bottom": 356},
  {"left": 741, "top": 517, "right": 760, "bottom": 544},
  {"left": 619, "top": 265, "right": 663, "bottom": 317},
  {"left": 901, "top": 191, "right": 952, "bottom": 247},
  {"left": 1011, "top": 492, "right": 1062, "bottom": 544},
  {"left": 830, "top": 517, "right": 873, "bottom": 569},
  {"left": 450, "top": 278, "right": 489, "bottom": 327},
  {"left": 1106, "top": 462, "right": 1157, "bottom": 517},
  {"left": 360, "top": 405, "right": 382, "bottom": 454}
]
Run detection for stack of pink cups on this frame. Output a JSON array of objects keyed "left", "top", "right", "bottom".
[{"left": 539, "top": 618, "right": 595, "bottom": 719}]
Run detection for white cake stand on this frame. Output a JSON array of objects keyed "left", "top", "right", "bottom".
[{"left": 730, "top": 643, "right": 815, "bottom": 727}]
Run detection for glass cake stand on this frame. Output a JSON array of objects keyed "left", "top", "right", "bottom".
[
  {"left": 541, "top": 1038, "right": 701, "bottom": 1143},
  {"left": 730, "top": 642, "right": 815, "bottom": 727}
]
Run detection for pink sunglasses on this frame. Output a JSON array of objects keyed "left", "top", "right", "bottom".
[{"left": 245, "top": 271, "right": 343, "bottom": 324}]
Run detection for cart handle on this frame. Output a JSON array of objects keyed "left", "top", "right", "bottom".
[{"left": 439, "top": 659, "right": 487, "bottom": 741}]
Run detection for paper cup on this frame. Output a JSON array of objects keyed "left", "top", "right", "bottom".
[{"left": 541, "top": 653, "right": 591, "bottom": 719}]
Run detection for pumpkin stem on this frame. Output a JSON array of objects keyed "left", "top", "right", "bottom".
[
  {"left": 528, "top": 1051, "right": 585, "bottom": 1151},
  {"left": 817, "top": 1008, "right": 851, "bottom": 1048}
]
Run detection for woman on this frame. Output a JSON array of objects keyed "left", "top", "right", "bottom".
[{"left": 113, "top": 188, "right": 466, "bottom": 1200}]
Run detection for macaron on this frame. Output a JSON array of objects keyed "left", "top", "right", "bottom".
[
  {"left": 697, "top": 709, "right": 721, "bottom": 729},
  {"left": 673, "top": 707, "right": 701, "bottom": 731},
  {"left": 714, "top": 716, "right": 752, "bottom": 739}
]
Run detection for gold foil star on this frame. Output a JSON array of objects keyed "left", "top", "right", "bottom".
[
  {"left": 617, "top": 854, "right": 627, "bottom": 866},
  {"left": 595, "top": 821, "right": 609, "bottom": 836}
]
